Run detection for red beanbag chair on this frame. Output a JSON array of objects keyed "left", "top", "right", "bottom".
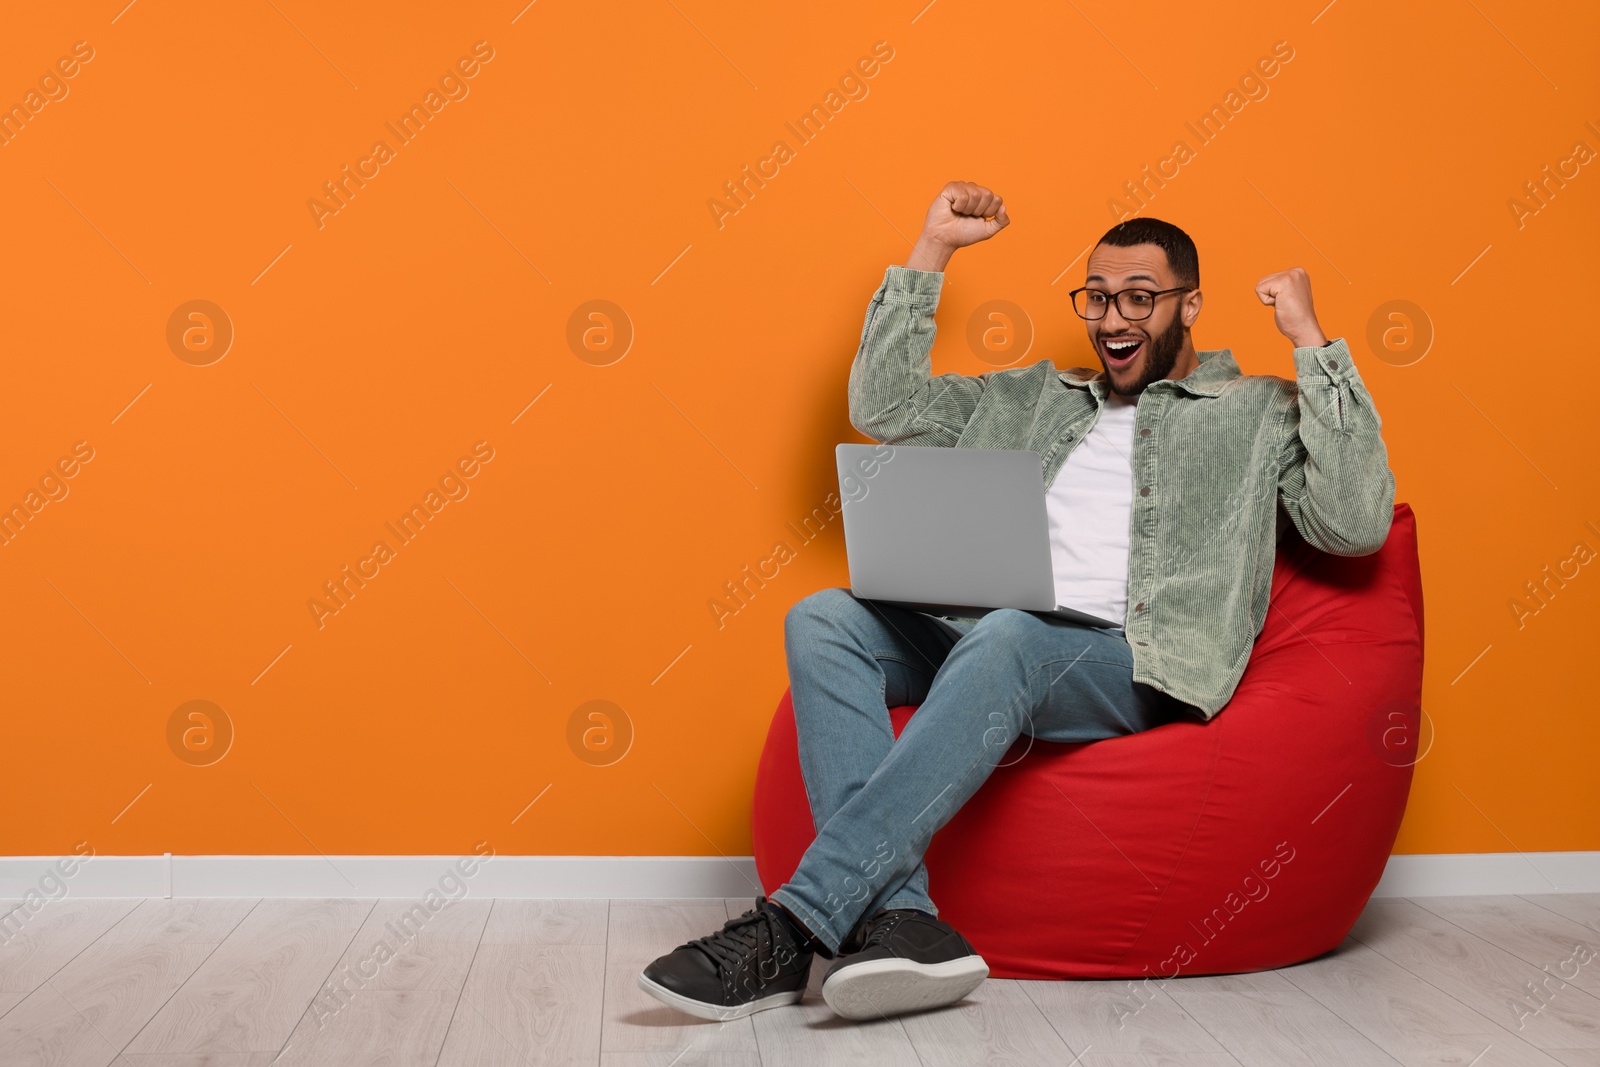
[{"left": 752, "top": 503, "right": 1424, "bottom": 979}]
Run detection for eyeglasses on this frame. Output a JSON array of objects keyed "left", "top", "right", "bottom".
[{"left": 1068, "top": 286, "right": 1192, "bottom": 321}]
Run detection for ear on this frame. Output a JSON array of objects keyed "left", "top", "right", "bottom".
[{"left": 1181, "top": 288, "right": 1203, "bottom": 328}]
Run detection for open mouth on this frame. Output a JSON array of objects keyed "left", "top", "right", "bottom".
[{"left": 1101, "top": 336, "right": 1143, "bottom": 369}]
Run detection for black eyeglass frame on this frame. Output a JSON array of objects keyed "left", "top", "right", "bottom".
[{"left": 1067, "top": 285, "right": 1194, "bottom": 321}]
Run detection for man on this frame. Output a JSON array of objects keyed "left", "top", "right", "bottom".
[{"left": 639, "top": 181, "right": 1395, "bottom": 1022}]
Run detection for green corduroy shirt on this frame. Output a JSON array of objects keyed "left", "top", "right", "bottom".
[{"left": 846, "top": 265, "right": 1397, "bottom": 720}]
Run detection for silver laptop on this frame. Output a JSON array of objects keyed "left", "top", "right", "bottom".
[{"left": 835, "top": 443, "right": 1123, "bottom": 629}]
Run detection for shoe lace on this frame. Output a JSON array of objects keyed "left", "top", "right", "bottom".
[{"left": 679, "top": 898, "right": 791, "bottom": 981}]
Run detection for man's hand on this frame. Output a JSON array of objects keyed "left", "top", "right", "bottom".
[
  {"left": 1254, "top": 267, "right": 1328, "bottom": 348},
  {"left": 904, "top": 181, "right": 1010, "bottom": 273}
]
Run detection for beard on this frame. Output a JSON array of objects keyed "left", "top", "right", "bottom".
[{"left": 1106, "top": 310, "right": 1185, "bottom": 397}]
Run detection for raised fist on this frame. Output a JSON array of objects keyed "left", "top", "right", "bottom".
[
  {"left": 919, "top": 181, "right": 1010, "bottom": 250},
  {"left": 1254, "top": 266, "right": 1328, "bottom": 349},
  {"left": 904, "top": 181, "right": 1010, "bottom": 272}
]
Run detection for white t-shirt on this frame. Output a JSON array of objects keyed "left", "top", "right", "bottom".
[{"left": 1043, "top": 391, "right": 1138, "bottom": 627}]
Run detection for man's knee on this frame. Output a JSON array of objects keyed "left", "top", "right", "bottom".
[
  {"left": 784, "top": 586, "right": 861, "bottom": 640},
  {"left": 961, "top": 607, "right": 1041, "bottom": 646},
  {"left": 945, "top": 608, "right": 1059, "bottom": 686}
]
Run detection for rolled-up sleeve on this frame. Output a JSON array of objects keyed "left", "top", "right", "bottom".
[
  {"left": 1277, "top": 337, "right": 1396, "bottom": 556},
  {"left": 847, "top": 265, "right": 987, "bottom": 446}
]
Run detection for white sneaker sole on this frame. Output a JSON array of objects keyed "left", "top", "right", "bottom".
[
  {"left": 821, "top": 955, "right": 990, "bottom": 1020},
  {"left": 637, "top": 972, "right": 804, "bottom": 1021}
]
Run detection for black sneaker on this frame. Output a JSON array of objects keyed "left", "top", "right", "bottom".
[
  {"left": 637, "top": 896, "right": 814, "bottom": 1020},
  {"left": 820, "top": 908, "right": 988, "bottom": 1020}
]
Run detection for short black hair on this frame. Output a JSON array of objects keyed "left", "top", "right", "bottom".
[{"left": 1095, "top": 217, "right": 1199, "bottom": 290}]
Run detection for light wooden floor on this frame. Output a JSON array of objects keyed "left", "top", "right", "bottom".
[{"left": 0, "top": 892, "right": 1596, "bottom": 1065}]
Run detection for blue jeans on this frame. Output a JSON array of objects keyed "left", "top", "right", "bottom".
[{"left": 767, "top": 587, "right": 1197, "bottom": 955}]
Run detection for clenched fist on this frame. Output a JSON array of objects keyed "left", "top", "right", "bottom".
[
  {"left": 905, "top": 181, "right": 1010, "bottom": 272},
  {"left": 1254, "top": 267, "right": 1328, "bottom": 349}
]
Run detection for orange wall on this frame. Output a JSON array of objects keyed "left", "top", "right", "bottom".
[{"left": 2, "top": 1, "right": 1595, "bottom": 860}]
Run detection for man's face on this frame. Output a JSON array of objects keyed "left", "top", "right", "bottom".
[{"left": 1081, "top": 243, "right": 1196, "bottom": 397}]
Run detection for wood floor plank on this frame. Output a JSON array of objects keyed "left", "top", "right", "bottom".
[
  {"left": 1021, "top": 972, "right": 1233, "bottom": 1059},
  {"left": 0, "top": 901, "right": 257, "bottom": 1067},
  {"left": 1547, "top": 1052, "right": 1600, "bottom": 1066},
  {"left": 0, "top": 989, "right": 28, "bottom": 1016},
  {"left": 898, "top": 978, "right": 1081, "bottom": 1067},
  {"left": 1412, "top": 896, "right": 1600, "bottom": 994},
  {"left": 121, "top": 899, "right": 372, "bottom": 1056},
  {"left": 1073, "top": 1056, "right": 1241, "bottom": 1066},
  {"left": 0, "top": 901, "right": 141, "bottom": 993},
  {"left": 0, "top": 982, "right": 124, "bottom": 1067},
  {"left": 311, "top": 898, "right": 490, "bottom": 996},
  {"left": 270, "top": 989, "right": 457, "bottom": 1066},
  {"left": 599, "top": 1054, "right": 761, "bottom": 1066},
  {"left": 602, "top": 902, "right": 758, "bottom": 1056},
  {"left": 1352, "top": 899, "right": 1600, "bottom": 1048},
  {"left": 1278, "top": 935, "right": 1568, "bottom": 1066},
  {"left": 97, "top": 900, "right": 258, "bottom": 945},
  {"left": 1526, "top": 897, "right": 1600, "bottom": 936},
  {"left": 113, "top": 1056, "right": 280, "bottom": 1066},
  {"left": 1158, "top": 970, "right": 1404, "bottom": 1066},
  {"left": 0, "top": 941, "right": 217, "bottom": 1066},
  {"left": 436, "top": 943, "right": 605, "bottom": 1066},
  {"left": 748, "top": 980, "right": 922, "bottom": 1066},
  {"left": 478, "top": 899, "right": 608, "bottom": 946}
]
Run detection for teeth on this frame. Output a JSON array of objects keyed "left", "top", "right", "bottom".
[{"left": 1107, "top": 340, "right": 1139, "bottom": 351}]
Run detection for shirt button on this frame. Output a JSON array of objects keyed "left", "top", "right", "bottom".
[
  {"left": 1139, "top": 486, "right": 1151, "bottom": 497},
  {"left": 1139, "top": 428, "right": 1152, "bottom": 437},
  {"left": 1134, "top": 603, "right": 1145, "bottom": 612},
  {"left": 1328, "top": 359, "right": 1341, "bottom": 369},
  {"left": 1136, "top": 641, "right": 1149, "bottom": 646}
]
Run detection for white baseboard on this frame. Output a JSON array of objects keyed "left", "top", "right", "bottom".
[
  {"left": 0, "top": 855, "right": 763, "bottom": 900},
  {"left": 1371, "top": 851, "right": 1600, "bottom": 898},
  {"left": 1, "top": 852, "right": 1595, "bottom": 900}
]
